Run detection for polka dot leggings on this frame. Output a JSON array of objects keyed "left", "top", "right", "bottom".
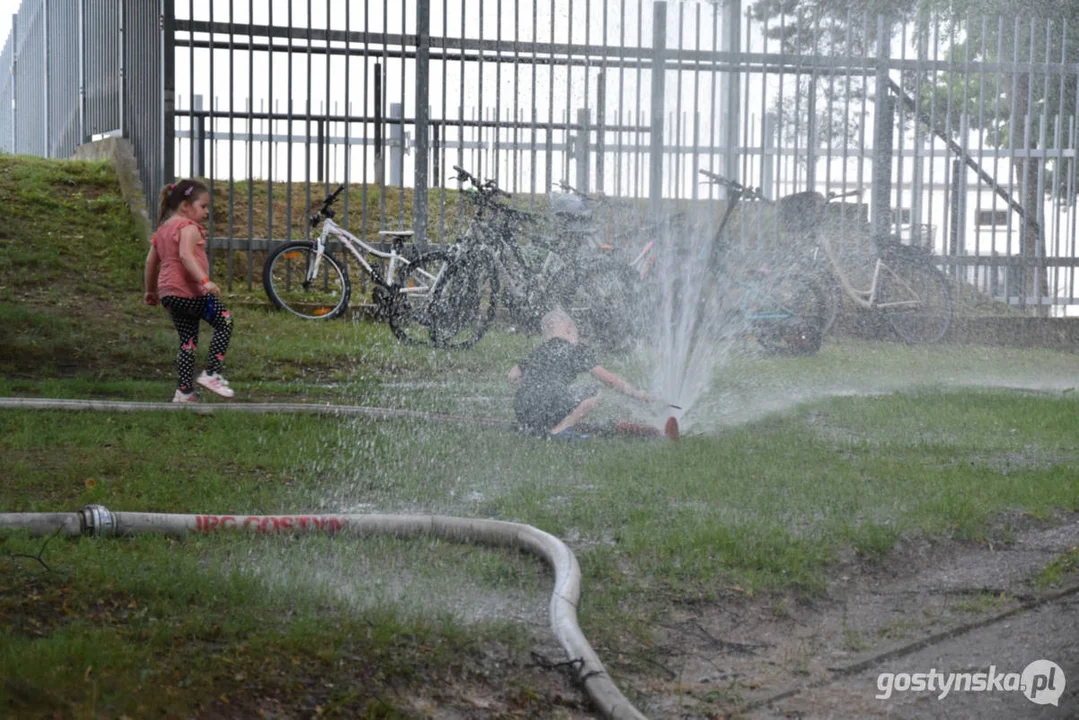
[{"left": 161, "top": 295, "right": 234, "bottom": 393}]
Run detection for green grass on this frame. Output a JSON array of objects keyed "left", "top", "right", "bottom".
[{"left": 2, "top": 153, "right": 1078, "bottom": 717}]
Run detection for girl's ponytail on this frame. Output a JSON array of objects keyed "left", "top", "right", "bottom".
[
  {"left": 157, "top": 179, "right": 210, "bottom": 226},
  {"left": 157, "top": 186, "right": 172, "bottom": 226}
]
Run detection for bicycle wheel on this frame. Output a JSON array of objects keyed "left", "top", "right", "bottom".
[
  {"left": 263, "top": 242, "right": 351, "bottom": 320},
  {"left": 876, "top": 256, "right": 953, "bottom": 344},
  {"left": 752, "top": 273, "right": 826, "bottom": 356},
  {"left": 387, "top": 250, "right": 499, "bottom": 348}
]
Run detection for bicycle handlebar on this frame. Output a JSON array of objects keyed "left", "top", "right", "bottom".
[
  {"left": 697, "top": 170, "right": 761, "bottom": 199},
  {"left": 826, "top": 188, "right": 862, "bottom": 202},
  {"left": 453, "top": 165, "right": 512, "bottom": 198},
  {"left": 310, "top": 184, "right": 346, "bottom": 226}
]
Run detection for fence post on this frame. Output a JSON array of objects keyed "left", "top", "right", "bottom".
[
  {"left": 948, "top": 158, "right": 963, "bottom": 276},
  {"left": 762, "top": 112, "right": 776, "bottom": 199},
  {"left": 595, "top": 71, "right": 605, "bottom": 190},
  {"left": 77, "top": 0, "right": 86, "bottom": 145},
  {"left": 118, "top": 0, "right": 126, "bottom": 139},
  {"left": 161, "top": 0, "right": 175, "bottom": 186},
  {"left": 9, "top": 12, "right": 15, "bottom": 153},
  {"left": 871, "top": 13, "right": 893, "bottom": 240},
  {"left": 720, "top": 0, "right": 741, "bottom": 187},
  {"left": 390, "top": 102, "right": 403, "bottom": 187},
  {"left": 192, "top": 94, "right": 204, "bottom": 177},
  {"left": 374, "top": 62, "right": 383, "bottom": 188},
  {"left": 413, "top": 0, "right": 430, "bottom": 248},
  {"left": 575, "top": 107, "right": 590, "bottom": 194},
  {"left": 42, "top": 0, "right": 49, "bottom": 157},
  {"left": 649, "top": 0, "right": 667, "bottom": 216}
]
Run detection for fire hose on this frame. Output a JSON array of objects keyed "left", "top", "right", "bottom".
[{"left": 0, "top": 505, "right": 649, "bottom": 720}]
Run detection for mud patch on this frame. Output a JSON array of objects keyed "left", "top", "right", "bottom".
[{"left": 613, "top": 513, "right": 1079, "bottom": 719}]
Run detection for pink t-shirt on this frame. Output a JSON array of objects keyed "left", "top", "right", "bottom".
[{"left": 151, "top": 217, "right": 209, "bottom": 298}]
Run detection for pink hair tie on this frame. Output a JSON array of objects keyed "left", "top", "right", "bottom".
[{"left": 168, "top": 183, "right": 175, "bottom": 191}]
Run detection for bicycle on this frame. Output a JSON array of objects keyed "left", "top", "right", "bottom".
[
  {"left": 685, "top": 170, "right": 827, "bottom": 355},
  {"left": 261, "top": 185, "right": 497, "bottom": 348},
  {"left": 779, "top": 188, "right": 954, "bottom": 344},
  {"left": 435, "top": 167, "right": 638, "bottom": 349}
]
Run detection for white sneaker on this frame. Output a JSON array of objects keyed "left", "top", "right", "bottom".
[
  {"left": 196, "top": 371, "right": 235, "bottom": 398},
  {"left": 172, "top": 389, "right": 199, "bottom": 404}
]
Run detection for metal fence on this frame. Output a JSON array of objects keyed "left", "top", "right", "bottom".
[
  {"left": 2, "top": 1, "right": 1077, "bottom": 313},
  {"left": 0, "top": 0, "right": 172, "bottom": 217}
]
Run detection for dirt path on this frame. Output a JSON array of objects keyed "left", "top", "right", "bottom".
[{"left": 625, "top": 514, "right": 1079, "bottom": 719}]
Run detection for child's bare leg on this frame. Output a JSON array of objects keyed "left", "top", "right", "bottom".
[{"left": 550, "top": 395, "right": 600, "bottom": 435}]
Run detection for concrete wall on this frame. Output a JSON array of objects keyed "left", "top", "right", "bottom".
[{"left": 72, "top": 136, "right": 151, "bottom": 239}]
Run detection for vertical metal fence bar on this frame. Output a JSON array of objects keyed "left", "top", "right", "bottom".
[
  {"left": 186, "top": 0, "right": 194, "bottom": 178},
  {"left": 161, "top": 0, "right": 175, "bottom": 189},
  {"left": 738, "top": 2, "right": 746, "bottom": 199},
  {"left": 397, "top": 0, "right": 405, "bottom": 229},
  {"left": 1069, "top": 40, "right": 1079, "bottom": 304},
  {"left": 225, "top": 0, "right": 235, "bottom": 286},
  {"left": 77, "top": 0, "right": 85, "bottom": 145},
  {"left": 597, "top": 0, "right": 607, "bottom": 195},
  {"left": 342, "top": 1, "right": 350, "bottom": 228},
  {"left": 671, "top": 2, "right": 682, "bottom": 200},
  {"left": 634, "top": 0, "right": 642, "bottom": 199},
  {"left": 379, "top": 0, "right": 387, "bottom": 229},
  {"left": 360, "top": 1, "right": 370, "bottom": 242},
  {"left": 285, "top": 1, "right": 293, "bottom": 243},
  {"left": 545, "top": 0, "right": 554, "bottom": 199},
  {"left": 205, "top": 0, "right": 215, "bottom": 262},
  {"left": 529, "top": 0, "right": 538, "bottom": 206},
  {"left": 324, "top": 0, "right": 331, "bottom": 195},
  {"left": 304, "top": 0, "right": 312, "bottom": 239},
  {"left": 973, "top": 17, "right": 988, "bottom": 276},
  {"left": 414, "top": 0, "right": 430, "bottom": 247},
  {"left": 649, "top": 0, "right": 665, "bottom": 214},
  {"left": 614, "top": 0, "right": 624, "bottom": 197},
  {"left": 437, "top": 0, "right": 448, "bottom": 237},
  {"left": 456, "top": 0, "right": 465, "bottom": 222},
  {"left": 0, "top": 16, "right": 13, "bottom": 154},
  {"left": 266, "top": 0, "right": 273, "bottom": 260},
  {"left": 245, "top": 0, "right": 254, "bottom": 289},
  {"left": 42, "top": 0, "right": 49, "bottom": 158}
]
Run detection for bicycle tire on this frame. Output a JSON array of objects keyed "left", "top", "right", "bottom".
[
  {"left": 752, "top": 273, "right": 826, "bottom": 356},
  {"left": 877, "top": 255, "right": 953, "bottom": 344},
  {"left": 388, "top": 250, "right": 499, "bottom": 348},
  {"left": 262, "top": 242, "right": 351, "bottom": 320}
]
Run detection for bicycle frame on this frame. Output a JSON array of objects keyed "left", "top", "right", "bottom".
[
  {"left": 812, "top": 216, "right": 923, "bottom": 312},
  {"left": 305, "top": 218, "right": 447, "bottom": 297}
]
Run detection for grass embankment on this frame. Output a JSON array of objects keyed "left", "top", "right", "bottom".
[{"left": 1, "top": 154, "right": 1077, "bottom": 717}]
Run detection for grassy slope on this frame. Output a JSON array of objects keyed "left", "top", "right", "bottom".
[{"left": 1, "top": 154, "right": 1077, "bottom": 718}]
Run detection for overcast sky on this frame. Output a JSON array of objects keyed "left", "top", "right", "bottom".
[{"left": 0, "top": 1, "right": 18, "bottom": 52}]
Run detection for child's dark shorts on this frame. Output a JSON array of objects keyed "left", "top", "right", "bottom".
[{"left": 514, "top": 381, "right": 599, "bottom": 435}]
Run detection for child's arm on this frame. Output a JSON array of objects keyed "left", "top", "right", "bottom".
[
  {"left": 507, "top": 364, "right": 523, "bottom": 384},
  {"left": 590, "top": 365, "right": 652, "bottom": 402},
  {"left": 143, "top": 245, "right": 161, "bottom": 306},
  {"left": 178, "top": 226, "right": 220, "bottom": 296}
]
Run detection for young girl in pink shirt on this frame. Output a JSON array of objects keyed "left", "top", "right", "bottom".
[{"left": 143, "top": 179, "right": 235, "bottom": 403}]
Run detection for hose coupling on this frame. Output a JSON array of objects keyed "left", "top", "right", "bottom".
[{"left": 82, "top": 505, "right": 116, "bottom": 537}]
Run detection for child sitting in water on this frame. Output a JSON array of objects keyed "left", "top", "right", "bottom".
[{"left": 507, "top": 309, "right": 678, "bottom": 440}]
